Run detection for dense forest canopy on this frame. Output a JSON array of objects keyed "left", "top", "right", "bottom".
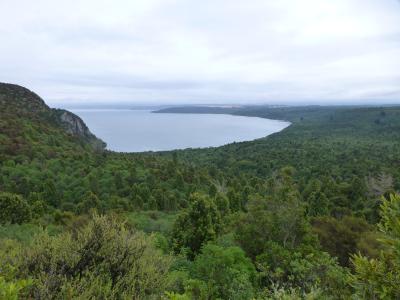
[{"left": 1, "top": 83, "right": 400, "bottom": 299}]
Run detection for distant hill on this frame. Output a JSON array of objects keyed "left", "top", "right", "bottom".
[{"left": 154, "top": 106, "right": 241, "bottom": 115}]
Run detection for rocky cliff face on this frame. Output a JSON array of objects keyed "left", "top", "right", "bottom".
[
  {"left": 0, "top": 82, "right": 106, "bottom": 151},
  {"left": 59, "top": 110, "right": 88, "bottom": 136},
  {"left": 52, "top": 109, "right": 106, "bottom": 150}
]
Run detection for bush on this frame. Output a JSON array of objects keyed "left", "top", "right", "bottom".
[
  {"left": 351, "top": 194, "right": 400, "bottom": 299},
  {"left": 256, "top": 244, "right": 351, "bottom": 298},
  {"left": 171, "top": 193, "right": 221, "bottom": 259},
  {"left": 15, "top": 214, "right": 172, "bottom": 299},
  {"left": 0, "top": 192, "right": 31, "bottom": 224},
  {"left": 0, "top": 276, "right": 32, "bottom": 300},
  {"left": 187, "top": 244, "right": 256, "bottom": 300}
]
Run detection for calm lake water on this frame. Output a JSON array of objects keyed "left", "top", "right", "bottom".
[{"left": 70, "top": 109, "right": 290, "bottom": 152}]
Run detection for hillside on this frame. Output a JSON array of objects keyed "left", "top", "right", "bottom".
[
  {"left": 0, "top": 83, "right": 106, "bottom": 157},
  {"left": 0, "top": 83, "right": 215, "bottom": 212},
  {"left": 1, "top": 84, "right": 400, "bottom": 298}
]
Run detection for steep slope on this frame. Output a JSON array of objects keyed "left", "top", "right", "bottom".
[
  {"left": 51, "top": 108, "right": 106, "bottom": 150},
  {"left": 0, "top": 83, "right": 106, "bottom": 156}
]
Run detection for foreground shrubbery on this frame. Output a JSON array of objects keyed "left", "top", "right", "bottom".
[
  {"left": 350, "top": 194, "right": 400, "bottom": 299},
  {"left": 1, "top": 193, "right": 400, "bottom": 299},
  {"left": 0, "top": 214, "right": 172, "bottom": 299}
]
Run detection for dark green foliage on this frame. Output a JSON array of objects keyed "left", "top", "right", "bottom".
[
  {"left": 302, "top": 179, "right": 330, "bottom": 216},
  {"left": 214, "top": 193, "right": 230, "bottom": 216},
  {"left": 0, "top": 84, "right": 215, "bottom": 213},
  {"left": 0, "top": 192, "right": 31, "bottom": 224},
  {"left": 235, "top": 169, "right": 312, "bottom": 259},
  {"left": 171, "top": 105, "right": 400, "bottom": 220},
  {"left": 312, "top": 215, "right": 380, "bottom": 266},
  {"left": 171, "top": 193, "right": 222, "bottom": 259},
  {"left": 76, "top": 191, "right": 101, "bottom": 214},
  {"left": 256, "top": 246, "right": 351, "bottom": 298},
  {"left": 125, "top": 210, "right": 177, "bottom": 234}
]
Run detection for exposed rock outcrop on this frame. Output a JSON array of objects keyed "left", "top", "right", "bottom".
[{"left": 52, "top": 109, "right": 106, "bottom": 150}]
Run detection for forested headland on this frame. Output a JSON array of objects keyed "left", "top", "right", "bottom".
[{"left": 1, "top": 83, "right": 400, "bottom": 299}]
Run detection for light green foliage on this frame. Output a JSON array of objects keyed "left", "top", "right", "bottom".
[
  {"left": 0, "top": 224, "right": 44, "bottom": 244},
  {"left": 351, "top": 194, "right": 400, "bottom": 299},
  {"left": 13, "top": 214, "right": 172, "bottom": 299},
  {"left": 0, "top": 192, "right": 31, "bottom": 225},
  {"left": 258, "top": 285, "right": 324, "bottom": 300},
  {"left": 0, "top": 239, "right": 31, "bottom": 300},
  {"left": 172, "top": 193, "right": 221, "bottom": 258},
  {"left": 0, "top": 239, "right": 22, "bottom": 279},
  {"left": 0, "top": 276, "right": 32, "bottom": 300},
  {"left": 165, "top": 291, "right": 191, "bottom": 300}
]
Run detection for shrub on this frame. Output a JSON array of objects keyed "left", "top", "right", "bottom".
[
  {"left": 0, "top": 192, "right": 31, "bottom": 225},
  {"left": 16, "top": 214, "right": 172, "bottom": 299},
  {"left": 189, "top": 244, "right": 256, "bottom": 300}
]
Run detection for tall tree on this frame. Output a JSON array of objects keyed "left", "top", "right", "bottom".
[
  {"left": 171, "top": 193, "right": 221, "bottom": 259},
  {"left": 235, "top": 168, "right": 310, "bottom": 259}
]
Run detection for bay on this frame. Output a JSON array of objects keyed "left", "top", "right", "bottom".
[{"left": 70, "top": 109, "right": 290, "bottom": 152}]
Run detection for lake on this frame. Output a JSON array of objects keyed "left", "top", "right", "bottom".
[{"left": 70, "top": 109, "right": 290, "bottom": 152}]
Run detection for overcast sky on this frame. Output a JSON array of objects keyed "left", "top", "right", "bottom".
[{"left": 0, "top": 0, "right": 399, "bottom": 106}]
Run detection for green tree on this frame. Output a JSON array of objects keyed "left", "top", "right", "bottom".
[
  {"left": 256, "top": 245, "right": 350, "bottom": 298},
  {"left": 42, "top": 179, "right": 58, "bottom": 207},
  {"left": 88, "top": 173, "right": 100, "bottom": 194},
  {"left": 0, "top": 192, "right": 31, "bottom": 224},
  {"left": 215, "top": 193, "right": 230, "bottom": 216},
  {"left": 307, "top": 191, "right": 329, "bottom": 216},
  {"left": 186, "top": 244, "right": 256, "bottom": 300},
  {"left": 351, "top": 194, "right": 400, "bottom": 299},
  {"left": 303, "top": 179, "right": 330, "bottom": 216},
  {"left": 235, "top": 169, "right": 311, "bottom": 259},
  {"left": 28, "top": 192, "right": 47, "bottom": 218},
  {"left": 76, "top": 191, "right": 101, "bottom": 214},
  {"left": 171, "top": 193, "right": 221, "bottom": 259},
  {"left": 312, "top": 215, "right": 378, "bottom": 266}
]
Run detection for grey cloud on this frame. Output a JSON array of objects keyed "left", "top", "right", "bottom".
[{"left": 0, "top": 0, "right": 399, "bottom": 105}]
